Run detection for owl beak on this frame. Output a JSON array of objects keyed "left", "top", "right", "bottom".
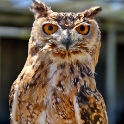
[
  {"left": 65, "top": 37, "right": 71, "bottom": 50},
  {"left": 62, "top": 35, "right": 72, "bottom": 50}
]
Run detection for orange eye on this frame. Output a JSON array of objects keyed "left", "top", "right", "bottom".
[
  {"left": 43, "top": 24, "right": 58, "bottom": 35},
  {"left": 76, "top": 24, "right": 90, "bottom": 35}
]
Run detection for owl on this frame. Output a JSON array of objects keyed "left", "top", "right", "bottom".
[{"left": 9, "top": 0, "right": 108, "bottom": 124}]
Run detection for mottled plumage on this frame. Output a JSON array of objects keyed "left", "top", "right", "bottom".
[{"left": 9, "top": 0, "right": 108, "bottom": 123}]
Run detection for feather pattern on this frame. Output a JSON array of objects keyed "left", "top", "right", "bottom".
[{"left": 9, "top": 0, "right": 108, "bottom": 124}]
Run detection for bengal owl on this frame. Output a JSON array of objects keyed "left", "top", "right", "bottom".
[{"left": 9, "top": 0, "right": 108, "bottom": 124}]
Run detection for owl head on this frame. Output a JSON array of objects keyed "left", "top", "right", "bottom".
[{"left": 29, "top": 0, "right": 101, "bottom": 72}]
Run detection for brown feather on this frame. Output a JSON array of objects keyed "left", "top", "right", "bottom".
[{"left": 9, "top": 1, "right": 108, "bottom": 124}]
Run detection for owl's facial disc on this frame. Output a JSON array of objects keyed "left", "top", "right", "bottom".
[{"left": 41, "top": 22, "right": 91, "bottom": 50}]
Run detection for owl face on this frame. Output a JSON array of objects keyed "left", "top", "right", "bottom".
[
  {"left": 30, "top": 0, "right": 101, "bottom": 69},
  {"left": 32, "top": 13, "right": 99, "bottom": 50}
]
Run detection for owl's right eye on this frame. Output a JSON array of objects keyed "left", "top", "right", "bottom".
[
  {"left": 43, "top": 23, "right": 58, "bottom": 35},
  {"left": 76, "top": 24, "right": 90, "bottom": 35}
]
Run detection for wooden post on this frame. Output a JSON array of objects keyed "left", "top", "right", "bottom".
[{"left": 106, "top": 23, "right": 116, "bottom": 124}]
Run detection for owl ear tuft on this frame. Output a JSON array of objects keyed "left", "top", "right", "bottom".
[
  {"left": 30, "top": 0, "right": 52, "bottom": 19},
  {"left": 83, "top": 6, "right": 102, "bottom": 19}
]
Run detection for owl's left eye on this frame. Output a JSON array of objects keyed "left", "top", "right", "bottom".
[
  {"left": 43, "top": 24, "right": 58, "bottom": 35},
  {"left": 76, "top": 24, "right": 90, "bottom": 35}
]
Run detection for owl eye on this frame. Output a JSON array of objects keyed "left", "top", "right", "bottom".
[
  {"left": 76, "top": 24, "right": 90, "bottom": 35},
  {"left": 43, "top": 24, "right": 58, "bottom": 35}
]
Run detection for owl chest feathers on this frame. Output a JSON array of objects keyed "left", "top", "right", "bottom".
[
  {"left": 47, "top": 59, "right": 95, "bottom": 93},
  {"left": 36, "top": 55, "right": 96, "bottom": 123},
  {"left": 37, "top": 60, "right": 94, "bottom": 124},
  {"left": 11, "top": 53, "right": 96, "bottom": 123}
]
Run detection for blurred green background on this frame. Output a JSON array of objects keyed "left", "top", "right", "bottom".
[{"left": 0, "top": 0, "right": 124, "bottom": 124}]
